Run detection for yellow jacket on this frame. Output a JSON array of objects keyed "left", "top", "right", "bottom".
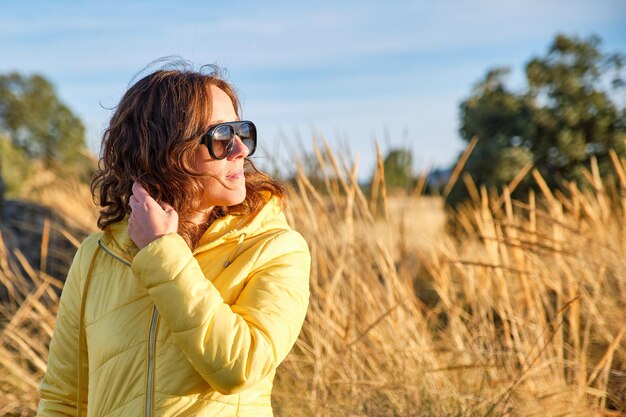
[{"left": 37, "top": 197, "right": 311, "bottom": 417}]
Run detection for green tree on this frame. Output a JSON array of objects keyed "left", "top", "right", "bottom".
[
  {"left": 383, "top": 148, "right": 414, "bottom": 192},
  {"left": 454, "top": 34, "right": 625, "bottom": 202},
  {"left": 0, "top": 72, "right": 86, "bottom": 168},
  {"left": 0, "top": 135, "right": 32, "bottom": 197}
]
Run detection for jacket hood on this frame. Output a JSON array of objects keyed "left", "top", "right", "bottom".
[{"left": 99, "top": 195, "right": 289, "bottom": 264}]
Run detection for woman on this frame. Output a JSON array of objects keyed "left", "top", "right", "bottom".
[{"left": 37, "top": 64, "right": 311, "bottom": 417}]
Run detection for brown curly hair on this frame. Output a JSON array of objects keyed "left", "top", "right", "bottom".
[{"left": 91, "top": 63, "right": 285, "bottom": 249}]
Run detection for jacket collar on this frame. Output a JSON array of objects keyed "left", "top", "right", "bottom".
[
  {"left": 98, "top": 218, "right": 139, "bottom": 265},
  {"left": 193, "top": 195, "right": 286, "bottom": 254},
  {"left": 98, "top": 195, "right": 287, "bottom": 264}
]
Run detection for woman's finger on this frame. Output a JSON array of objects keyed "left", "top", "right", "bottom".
[
  {"left": 132, "top": 181, "right": 150, "bottom": 199},
  {"left": 160, "top": 202, "right": 174, "bottom": 212},
  {"left": 132, "top": 182, "right": 162, "bottom": 211}
]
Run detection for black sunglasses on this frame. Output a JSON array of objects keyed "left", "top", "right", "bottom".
[{"left": 200, "top": 120, "right": 257, "bottom": 160}]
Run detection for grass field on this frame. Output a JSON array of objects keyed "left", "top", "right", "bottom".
[{"left": 1, "top": 145, "right": 625, "bottom": 416}]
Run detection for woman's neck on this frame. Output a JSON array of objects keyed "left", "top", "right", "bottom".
[{"left": 188, "top": 207, "right": 214, "bottom": 244}]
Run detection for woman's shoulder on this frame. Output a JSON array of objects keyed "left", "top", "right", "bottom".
[
  {"left": 80, "top": 231, "right": 104, "bottom": 250},
  {"left": 73, "top": 231, "right": 105, "bottom": 266},
  {"left": 254, "top": 227, "right": 310, "bottom": 267}
]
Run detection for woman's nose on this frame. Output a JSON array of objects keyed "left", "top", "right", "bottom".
[{"left": 229, "top": 135, "right": 250, "bottom": 159}]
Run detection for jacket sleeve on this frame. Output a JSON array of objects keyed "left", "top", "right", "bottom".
[
  {"left": 131, "top": 230, "right": 311, "bottom": 395},
  {"left": 37, "top": 239, "right": 91, "bottom": 416}
]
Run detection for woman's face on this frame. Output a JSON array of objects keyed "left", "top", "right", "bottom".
[{"left": 191, "top": 85, "right": 249, "bottom": 213}]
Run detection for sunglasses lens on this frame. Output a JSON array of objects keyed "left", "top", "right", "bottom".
[
  {"left": 239, "top": 122, "right": 257, "bottom": 156},
  {"left": 211, "top": 125, "right": 234, "bottom": 159}
]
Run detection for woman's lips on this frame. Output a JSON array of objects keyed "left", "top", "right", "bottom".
[{"left": 225, "top": 169, "right": 244, "bottom": 179}]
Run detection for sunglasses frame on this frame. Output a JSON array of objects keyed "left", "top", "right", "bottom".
[{"left": 201, "top": 120, "right": 257, "bottom": 160}]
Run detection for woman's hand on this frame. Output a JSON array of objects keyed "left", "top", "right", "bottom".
[{"left": 128, "top": 181, "right": 179, "bottom": 249}]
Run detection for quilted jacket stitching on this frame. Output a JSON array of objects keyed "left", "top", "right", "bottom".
[
  {"left": 84, "top": 296, "right": 149, "bottom": 328},
  {"left": 100, "top": 392, "right": 144, "bottom": 417},
  {"left": 88, "top": 339, "right": 146, "bottom": 377}
]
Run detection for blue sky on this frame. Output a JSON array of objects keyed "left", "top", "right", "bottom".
[{"left": 2, "top": 0, "right": 625, "bottom": 177}]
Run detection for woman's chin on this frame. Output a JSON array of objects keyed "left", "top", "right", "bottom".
[
  {"left": 228, "top": 193, "right": 247, "bottom": 207},
  {"left": 210, "top": 190, "right": 247, "bottom": 208}
]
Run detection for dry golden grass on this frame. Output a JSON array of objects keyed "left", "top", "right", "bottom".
[
  {"left": 17, "top": 168, "right": 99, "bottom": 233},
  {"left": 1, "top": 146, "right": 625, "bottom": 416},
  {"left": 0, "top": 228, "right": 65, "bottom": 415}
]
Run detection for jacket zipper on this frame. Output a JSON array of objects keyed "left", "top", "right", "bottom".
[
  {"left": 98, "top": 240, "right": 131, "bottom": 266},
  {"left": 146, "top": 305, "right": 159, "bottom": 417}
]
